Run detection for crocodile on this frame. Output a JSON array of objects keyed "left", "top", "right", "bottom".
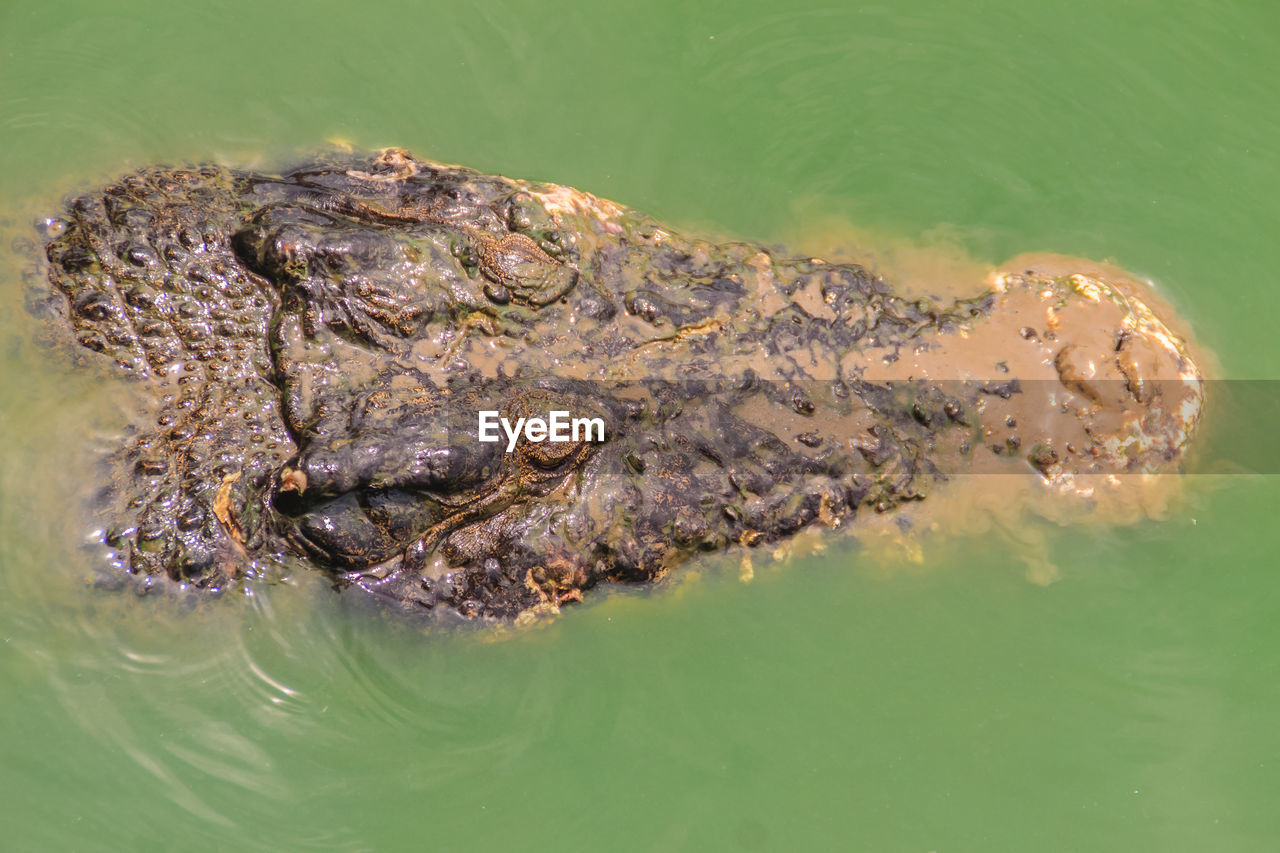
[{"left": 37, "top": 149, "right": 1204, "bottom": 620}]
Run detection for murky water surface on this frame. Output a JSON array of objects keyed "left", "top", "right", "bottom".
[{"left": 2, "top": 1, "right": 1278, "bottom": 849}]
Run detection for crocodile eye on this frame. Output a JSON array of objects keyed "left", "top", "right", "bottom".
[
  {"left": 232, "top": 205, "right": 338, "bottom": 281},
  {"left": 232, "top": 223, "right": 317, "bottom": 281},
  {"left": 270, "top": 434, "right": 509, "bottom": 570},
  {"left": 280, "top": 490, "right": 442, "bottom": 569},
  {"left": 405, "top": 444, "right": 498, "bottom": 494}
]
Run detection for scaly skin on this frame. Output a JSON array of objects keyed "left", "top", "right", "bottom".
[{"left": 39, "top": 149, "right": 1204, "bottom": 619}]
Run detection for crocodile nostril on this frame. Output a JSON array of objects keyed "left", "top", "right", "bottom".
[
  {"left": 1053, "top": 345, "right": 1102, "bottom": 403},
  {"left": 1116, "top": 355, "right": 1150, "bottom": 403}
]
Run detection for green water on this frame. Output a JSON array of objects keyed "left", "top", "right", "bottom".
[{"left": 2, "top": 1, "right": 1278, "bottom": 849}]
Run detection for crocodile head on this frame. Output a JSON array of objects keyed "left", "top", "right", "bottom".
[{"left": 40, "top": 149, "right": 1203, "bottom": 619}]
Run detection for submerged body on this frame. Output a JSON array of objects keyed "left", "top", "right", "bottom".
[{"left": 38, "top": 149, "right": 1203, "bottom": 619}]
